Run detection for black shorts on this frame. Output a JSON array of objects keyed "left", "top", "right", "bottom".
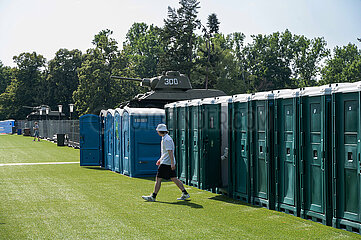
[{"left": 156, "top": 164, "right": 177, "bottom": 180}]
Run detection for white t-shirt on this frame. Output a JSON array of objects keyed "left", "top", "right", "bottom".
[{"left": 160, "top": 134, "right": 176, "bottom": 165}]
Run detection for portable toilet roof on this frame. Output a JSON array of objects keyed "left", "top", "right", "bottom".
[
  {"left": 188, "top": 98, "right": 202, "bottom": 106},
  {"left": 300, "top": 85, "right": 332, "bottom": 97},
  {"left": 164, "top": 102, "right": 177, "bottom": 109},
  {"left": 201, "top": 97, "right": 217, "bottom": 104},
  {"left": 331, "top": 82, "right": 360, "bottom": 94},
  {"left": 215, "top": 96, "right": 232, "bottom": 104},
  {"left": 274, "top": 89, "right": 300, "bottom": 99},
  {"left": 100, "top": 109, "right": 108, "bottom": 117},
  {"left": 251, "top": 91, "right": 275, "bottom": 100},
  {"left": 174, "top": 100, "right": 189, "bottom": 108},
  {"left": 123, "top": 106, "right": 165, "bottom": 116},
  {"left": 106, "top": 109, "right": 116, "bottom": 116},
  {"left": 115, "top": 108, "right": 124, "bottom": 115},
  {"left": 232, "top": 94, "right": 251, "bottom": 103}
]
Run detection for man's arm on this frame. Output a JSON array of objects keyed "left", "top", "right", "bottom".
[{"left": 168, "top": 150, "right": 175, "bottom": 170}]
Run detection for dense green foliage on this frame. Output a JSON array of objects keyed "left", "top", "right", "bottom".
[
  {"left": 0, "top": 0, "right": 359, "bottom": 119},
  {"left": 1, "top": 135, "right": 359, "bottom": 239}
]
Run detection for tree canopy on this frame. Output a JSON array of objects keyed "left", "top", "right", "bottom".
[{"left": 0, "top": 0, "right": 359, "bottom": 120}]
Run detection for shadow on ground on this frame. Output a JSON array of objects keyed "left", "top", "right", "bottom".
[
  {"left": 208, "top": 195, "right": 261, "bottom": 208},
  {"left": 139, "top": 177, "right": 156, "bottom": 182},
  {"left": 83, "top": 167, "right": 109, "bottom": 171},
  {"left": 155, "top": 200, "right": 203, "bottom": 209}
]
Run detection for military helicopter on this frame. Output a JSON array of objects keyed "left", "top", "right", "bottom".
[{"left": 111, "top": 71, "right": 226, "bottom": 108}]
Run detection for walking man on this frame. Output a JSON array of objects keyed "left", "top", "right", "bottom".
[
  {"left": 142, "top": 124, "right": 190, "bottom": 202},
  {"left": 33, "top": 122, "right": 40, "bottom": 142}
]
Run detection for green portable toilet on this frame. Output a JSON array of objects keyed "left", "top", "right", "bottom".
[
  {"left": 299, "top": 85, "right": 332, "bottom": 226},
  {"left": 332, "top": 82, "right": 361, "bottom": 233},
  {"left": 165, "top": 102, "right": 177, "bottom": 144},
  {"left": 199, "top": 97, "right": 222, "bottom": 191},
  {"left": 250, "top": 91, "right": 275, "bottom": 209},
  {"left": 187, "top": 99, "right": 202, "bottom": 188},
  {"left": 228, "top": 94, "right": 252, "bottom": 202},
  {"left": 216, "top": 96, "right": 233, "bottom": 194},
  {"left": 274, "top": 89, "right": 300, "bottom": 216},
  {"left": 175, "top": 100, "right": 189, "bottom": 184}
]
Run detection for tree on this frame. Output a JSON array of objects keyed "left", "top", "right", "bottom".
[
  {"left": 321, "top": 43, "right": 361, "bottom": 84},
  {"left": 241, "top": 30, "right": 329, "bottom": 93},
  {"left": 73, "top": 30, "right": 141, "bottom": 115},
  {"left": 0, "top": 52, "right": 46, "bottom": 119},
  {"left": 0, "top": 61, "right": 13, "bottom": 94},
  {"left": 207, "top": 13, "right": 220, "bottom": 34},
  {"left": 45, "top": 48, "right": 82, "bottom": 112},
  {"left": 122, "top": 23, "right": 164, "bottom": 78},
  {"left": 159, "top": 0, "right": 201, "bottom": 77},
  {"left": 291, "top": 35, "right": 329, "bottom": 87}
]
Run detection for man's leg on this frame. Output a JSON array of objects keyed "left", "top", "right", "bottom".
[
  {"left": 171, "top": 177, "right": 185, "bottom": 191},
  {"left": 154, "top": 177, "right": 162, "bottom": 195},
  {"left": 171, "top": 177, "right": 190, "bottom": 200},
  {"left": 142, "top": 177, "right": 162, "bottom": 201}
]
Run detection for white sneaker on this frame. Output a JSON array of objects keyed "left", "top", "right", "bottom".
[
  {"left": 142, "top": 195, "right": 155, "bottom": 202},
  {"left": 177, "top": 193, "right": 190, "bottom": 200}
]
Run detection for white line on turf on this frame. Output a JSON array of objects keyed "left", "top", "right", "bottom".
[{"left": 0, "top": 162, "right": 80, "bottom": 166}]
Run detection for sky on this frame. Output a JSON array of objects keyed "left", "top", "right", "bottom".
[{"left": 0, "top": 0, "right": 360, "bottom": 67}]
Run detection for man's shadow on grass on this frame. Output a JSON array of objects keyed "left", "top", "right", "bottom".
[{"left": 155, "top": 200, "right": 203, "bottom": 209}]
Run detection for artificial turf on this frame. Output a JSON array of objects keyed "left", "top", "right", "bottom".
[{"left": 0, "top": 135, "right": 360, "bottom": 239}]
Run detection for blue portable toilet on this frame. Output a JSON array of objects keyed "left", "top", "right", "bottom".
[
  {"left": 105, "top": 109, "right": 116, "bottom": 171},
  {"left": 0, "top": 119, "right": 15, "bottom": 134},
  {"left": 99, "top": 110, "right": 108, "bottom": 168},
  {"left": 114, "top": 108, "right": 124, "bottom": 173},
  {"left": 80, "top": 114, "right": 101, "bottom": 166},
  {"left": 121, "top": 107, "right": 165, "bottom": 177}
]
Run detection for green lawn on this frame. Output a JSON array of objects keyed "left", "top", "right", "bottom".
[{"left": 0, "top": 135, "right": 360, "bottom": 239}]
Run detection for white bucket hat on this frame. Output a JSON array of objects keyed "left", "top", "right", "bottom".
[{"left": 156, "top": 123, "right": 168, "bottom": 132}]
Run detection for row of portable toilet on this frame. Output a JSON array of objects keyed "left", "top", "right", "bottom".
[
  {"left": 165, "top": 82, "right": 361, "bottom": 234},
  {"left": 165, "top": 96, "right": 230, "bottom": 192},
  {"left": 80, "top": 107, "right": 165, "bottom": 178}
]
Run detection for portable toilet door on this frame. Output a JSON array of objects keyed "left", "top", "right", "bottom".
[
  {"left": 188, "top": 99, "right": 202, "bottom": 188},
  {"left": 175, "top": 100, "right": 189, "bottom": 184},
  {"left": 199, "top": 97, "right": 222, "bottom": 191},
  {"left": 106, "top": 110, "right": 115, "bottom": 171},
  {"left": 122, "top": 109, "right": 130, "bottom": 175},
  {"left": 332, "top": 82, "right": 361, "bottom": 233},
  {"left": 274, "top": 89, "right": 300, "bottom": 217},
  {"left": 299, "top": 85, "right": 332, "bottom": 226},
  {"left": 165, "top": 102, "right": 177, "bottom": 144},
  {"left": 215, "top": 96, "right": 232, "bottom": 193},
  {"left": 114, "top": 108, "right": 123, "bottom": 173},
  {"left": 250, "top": 91, "right": 275, "bottom": 209},
  {"left": 124, "top": 107, "right": 165, "bottom": 177},
  {"left": 100, "top": 110, "right": 108, "bottom": 168},
  {"left": 229, "top": 94, "right": 252, "bottom": 203},
  {"left": 80, "top": 114, "right": 101, "bottom": 166}
]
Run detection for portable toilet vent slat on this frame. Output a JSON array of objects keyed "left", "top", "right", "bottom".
[
  {"left": 187, "top": 99, "right": 202, "bottom": 188},
  {"left": 105, "top": 109, "right": 116, "bottom": 171},
  {"left": 99, "top": 110, "right": 108, "bottom": 168},
  {"left": 175, "top": 100, "right": 189, "bottom": 184},
  {"left": 114, "top": 108, "right": 124, "bottom": 173}
]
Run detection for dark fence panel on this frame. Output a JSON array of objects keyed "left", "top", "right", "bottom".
[{"left": 15, "top": 120, "right": 80, "bottom": 148}]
